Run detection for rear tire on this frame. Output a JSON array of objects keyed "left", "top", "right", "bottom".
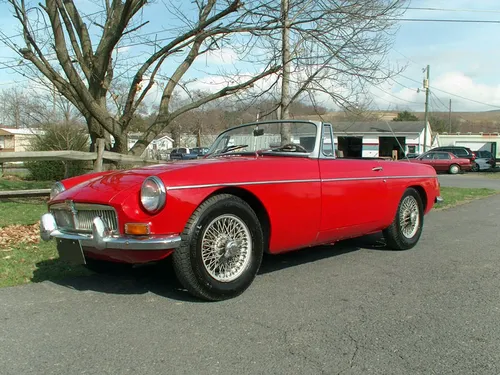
[
  {"left": 172, "top": 194, "right": 264, "bottom": 301},
  {"left": 383, "top": 188, "right": 424, "bottom": 250},
  {"left": 449, "top": 164, "right": 460, "bottom": 174}
]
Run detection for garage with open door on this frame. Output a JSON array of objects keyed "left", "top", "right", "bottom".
[
  {"left": 379, "top": 136, "right": 406, "bottom": 159},
  {"left": 337, "top": 136, "right": 363, "bottom": 157}
]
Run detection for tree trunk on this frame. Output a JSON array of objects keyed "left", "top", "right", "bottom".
[
  {"left": 112, "top": 133, "right": 128, "bottom": 154},
  {"left": 88, "top": 117, "right": 112, "bottom": 152},
  {"left": 86, "top": 84, "right": 114, "bottom": 152}
]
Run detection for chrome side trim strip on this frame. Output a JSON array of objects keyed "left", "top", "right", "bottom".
[
  {"left": 322, "top": 175, "right": 437, "bottom": 183},
  {"left": 167, "top": 179, "right": 320, "bottom": 190},
  {"left": 167, "top": 175, "right": 438, "bottom": 190}
]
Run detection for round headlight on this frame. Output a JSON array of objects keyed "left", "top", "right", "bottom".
[
  {"left": 140, "top": 176, "right": 166, "bottom": 213},
  {"left": 50, "top": 181, "right": 66, "bottom": 199}
]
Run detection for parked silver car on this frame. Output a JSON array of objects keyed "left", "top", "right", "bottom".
[{"left": 472, "top": 150, "right": 496, "bottom": 171}]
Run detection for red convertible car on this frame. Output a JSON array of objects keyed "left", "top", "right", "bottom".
[
  {"left": 40, "top": 120, "right": 442, "bottom": 301},
  {"left": 409, "top": 151, "right": 472, "bottom": 174}
]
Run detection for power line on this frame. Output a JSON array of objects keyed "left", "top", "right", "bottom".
[
  {"left": 392, "top": 18, "right": 500, "bottom": 24},
  {"left": 430, "top": 91, "right": 449, "bottom": 111},
  {"left": 370, "top": 83, "right": 421, "bottom": 104},
  {"left": 398, "top": 73, "right": 500, "bottom": 109},
  {"left": 406, "top": 7, "right": 500, "bottom": 14}
]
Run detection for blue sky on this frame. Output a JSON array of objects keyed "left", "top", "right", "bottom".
[{"left": 0, "top": 0, "right": 499, "bottom": 114}]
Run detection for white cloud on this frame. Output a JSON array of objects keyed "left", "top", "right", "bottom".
[
  {"left": 368, "top": 71, "right": 500, "bottom": 112},
  {"left": 431, "top": 72, "right": 500, "bottom": 111}
]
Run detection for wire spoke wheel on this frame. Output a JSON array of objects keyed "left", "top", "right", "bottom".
[
  {"left": 172, "top": 194, "right": 264, "bottom": 301},
  {"left": 399, "top": 195, "right": 420, "bottom": 239},
  {"left": 201, "top": 214, "right": 252, "bottom": 282}
]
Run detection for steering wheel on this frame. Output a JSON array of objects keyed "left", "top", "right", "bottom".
[{"left": 278, "top": 143, "right": 309, "bottom": 153}]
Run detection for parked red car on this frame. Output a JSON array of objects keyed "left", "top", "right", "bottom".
[
  {"left": 409, "top": 151, "right": 472, "bottom": 174},
  {"left": 40, "top": 120, "right": 442, "bottom": 301}
]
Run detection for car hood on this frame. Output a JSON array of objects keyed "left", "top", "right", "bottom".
[{"left": 52, "top": 157, "right": 259, "bottom": 204}]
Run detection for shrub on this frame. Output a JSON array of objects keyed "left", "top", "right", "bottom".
[{"left": 25, "top": 123, "right": 90, "bottom": 181}]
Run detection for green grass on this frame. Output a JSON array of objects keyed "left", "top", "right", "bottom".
[
  {"left": 0, "top": 241, "right": 91, "bottom": 288},
  {"left": 0, "top": 178, "right": 54, "bottom": 190},
  {"left": 437, "top": 187, "right": 499, "bottom": 210},
  {"left": 0, "top": 198, "right": 49, "bottom": 227},
  {"left": 0, "top": 198, "right": 91, "bottom": 287}
]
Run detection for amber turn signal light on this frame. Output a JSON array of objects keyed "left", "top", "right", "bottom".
[{"left": 124, "top": 223, "right": 150, "bottom": 235}]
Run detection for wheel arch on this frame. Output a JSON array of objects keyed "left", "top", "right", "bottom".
[
  {"left": 203, "top": 187, "right": 271, "bottom": 253},
  {"left": 408, "top": 184, "right": 428, "bottom": 211}
]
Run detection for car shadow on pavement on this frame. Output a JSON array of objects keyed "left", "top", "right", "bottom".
[
  {"left": 258, "top": 232, "right": 388, "bottom": 274},
  {"left": 32, "top": 232, "right": 390, "bottom": 302},
  {"left": 32, "top": 257, "right": 204, "bottom": 302}
]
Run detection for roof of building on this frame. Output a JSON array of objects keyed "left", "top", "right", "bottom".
[
  {"left": 127, "top": 132, "right": 174, "bottom": 142},
  {"left": 0, "top": 128, "right": 13, "bottom": 136},
  {"left": 332, "top": 121, "right": 426, "bottom": 134},
  {"left": 0, "top": 127, "right": 44, "bottom": 135}
]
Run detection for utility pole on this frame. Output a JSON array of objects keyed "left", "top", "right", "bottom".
[
  {"left": 280, "top": 0, "right": 290, "bottom": 121},
  {"left": 279, "top": 0, "right": 292, "bottom": 144},
  {"left": 448, "top": 99, "right": 452, "bottom": 132},
  {"left": 423, "top": 65, "right": 430, "bottom": 152}
]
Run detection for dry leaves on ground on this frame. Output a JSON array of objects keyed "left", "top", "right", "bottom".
[{"left": 0, "top": 222, "right": 40, "bottom": 249}]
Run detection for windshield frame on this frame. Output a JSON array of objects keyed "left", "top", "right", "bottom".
[{"left": 205, "top": 120, "right": 327, "bottom": 159}]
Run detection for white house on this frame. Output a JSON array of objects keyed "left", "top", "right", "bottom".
[
  {"left": 0, "top": 127, "right": 44, "bottom": 152},
  {"left": 435, "top": 132, "right": 500, "bottom": 158},
  {"left": 126, "top": 133, "right": 174, "bottom": 159},
  {"left": 330, "top": 121, "right": 436, "bottom": 159}
]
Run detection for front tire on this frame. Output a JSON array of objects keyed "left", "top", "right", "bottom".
[
  {"left": 383, "top": 188, "right": 424, "bottom": 250},
  {"left": 172, "top": 194, "right": 264, "bottom": 301},
  {"left": 449, "top": 164, "right": 460, "bottom": 174}
]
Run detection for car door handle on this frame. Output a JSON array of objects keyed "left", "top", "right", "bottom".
[{"left": 372, "top": 166, "right": 383, "bottom": 171}]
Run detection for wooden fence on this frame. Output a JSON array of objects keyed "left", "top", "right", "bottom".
[{"left": 0, "top": 139, "right": 166, "bottom": 198}]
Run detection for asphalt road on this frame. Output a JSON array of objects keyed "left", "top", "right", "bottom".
[
  {"left": 1, "top": 196, "right": 500, "bottom": 375},
  {"left": 438, "top": 173, "right": 500, "bottom": 189}
]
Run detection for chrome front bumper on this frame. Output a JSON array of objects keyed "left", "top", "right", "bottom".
[{"left": 40, "top": 213, "right": 182, "bottom": 251}]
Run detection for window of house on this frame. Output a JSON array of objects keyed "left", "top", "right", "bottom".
[
  {"left": 0, "top": 136, "right": 5, "bottom": 149},
  {"left": 408, "top": 145, "right": 416, "bottom": 153}
]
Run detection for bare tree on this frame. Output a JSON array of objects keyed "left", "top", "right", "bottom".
[
  {"left": 3, "top": 0, "right": 280, "bottom": 155},
  {"left": 246, "top": 0, "right": 409, "bottom": 118},
  {"left": 0, "top": 87, "right": 39, "bottom": 128}
]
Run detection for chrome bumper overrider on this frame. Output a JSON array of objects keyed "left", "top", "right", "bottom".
[
  {"left": 40, "top": 213, "right": 182, "bottom": 251},
  {"left": 435, "top": 196, "right": 444, "bottom": 203}
]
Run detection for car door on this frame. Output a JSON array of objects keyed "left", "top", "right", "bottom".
[
  {"left": 316, "top": 124, "right": 388, "bottom": 242},
  {"left": 434, "top": 152, "right": 451, "bottom": 171},
  {"left": 417, "top": 152, "right": 435, "bottom": 169}
]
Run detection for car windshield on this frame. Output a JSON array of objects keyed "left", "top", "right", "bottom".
[{"left": 206, "top": 121, "right": 318, "bottom": 157}]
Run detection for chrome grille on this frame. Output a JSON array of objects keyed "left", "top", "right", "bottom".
[{"left": 50, "top": 202, "right": 118, "bottom": 233}]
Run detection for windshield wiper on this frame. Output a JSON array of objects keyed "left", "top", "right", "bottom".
[
  {"left": 260, "top": 143, "right": 309, "bottom": 153},
  {"left": 208, "top": 144, "right": 249, "bottom": 157}
]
